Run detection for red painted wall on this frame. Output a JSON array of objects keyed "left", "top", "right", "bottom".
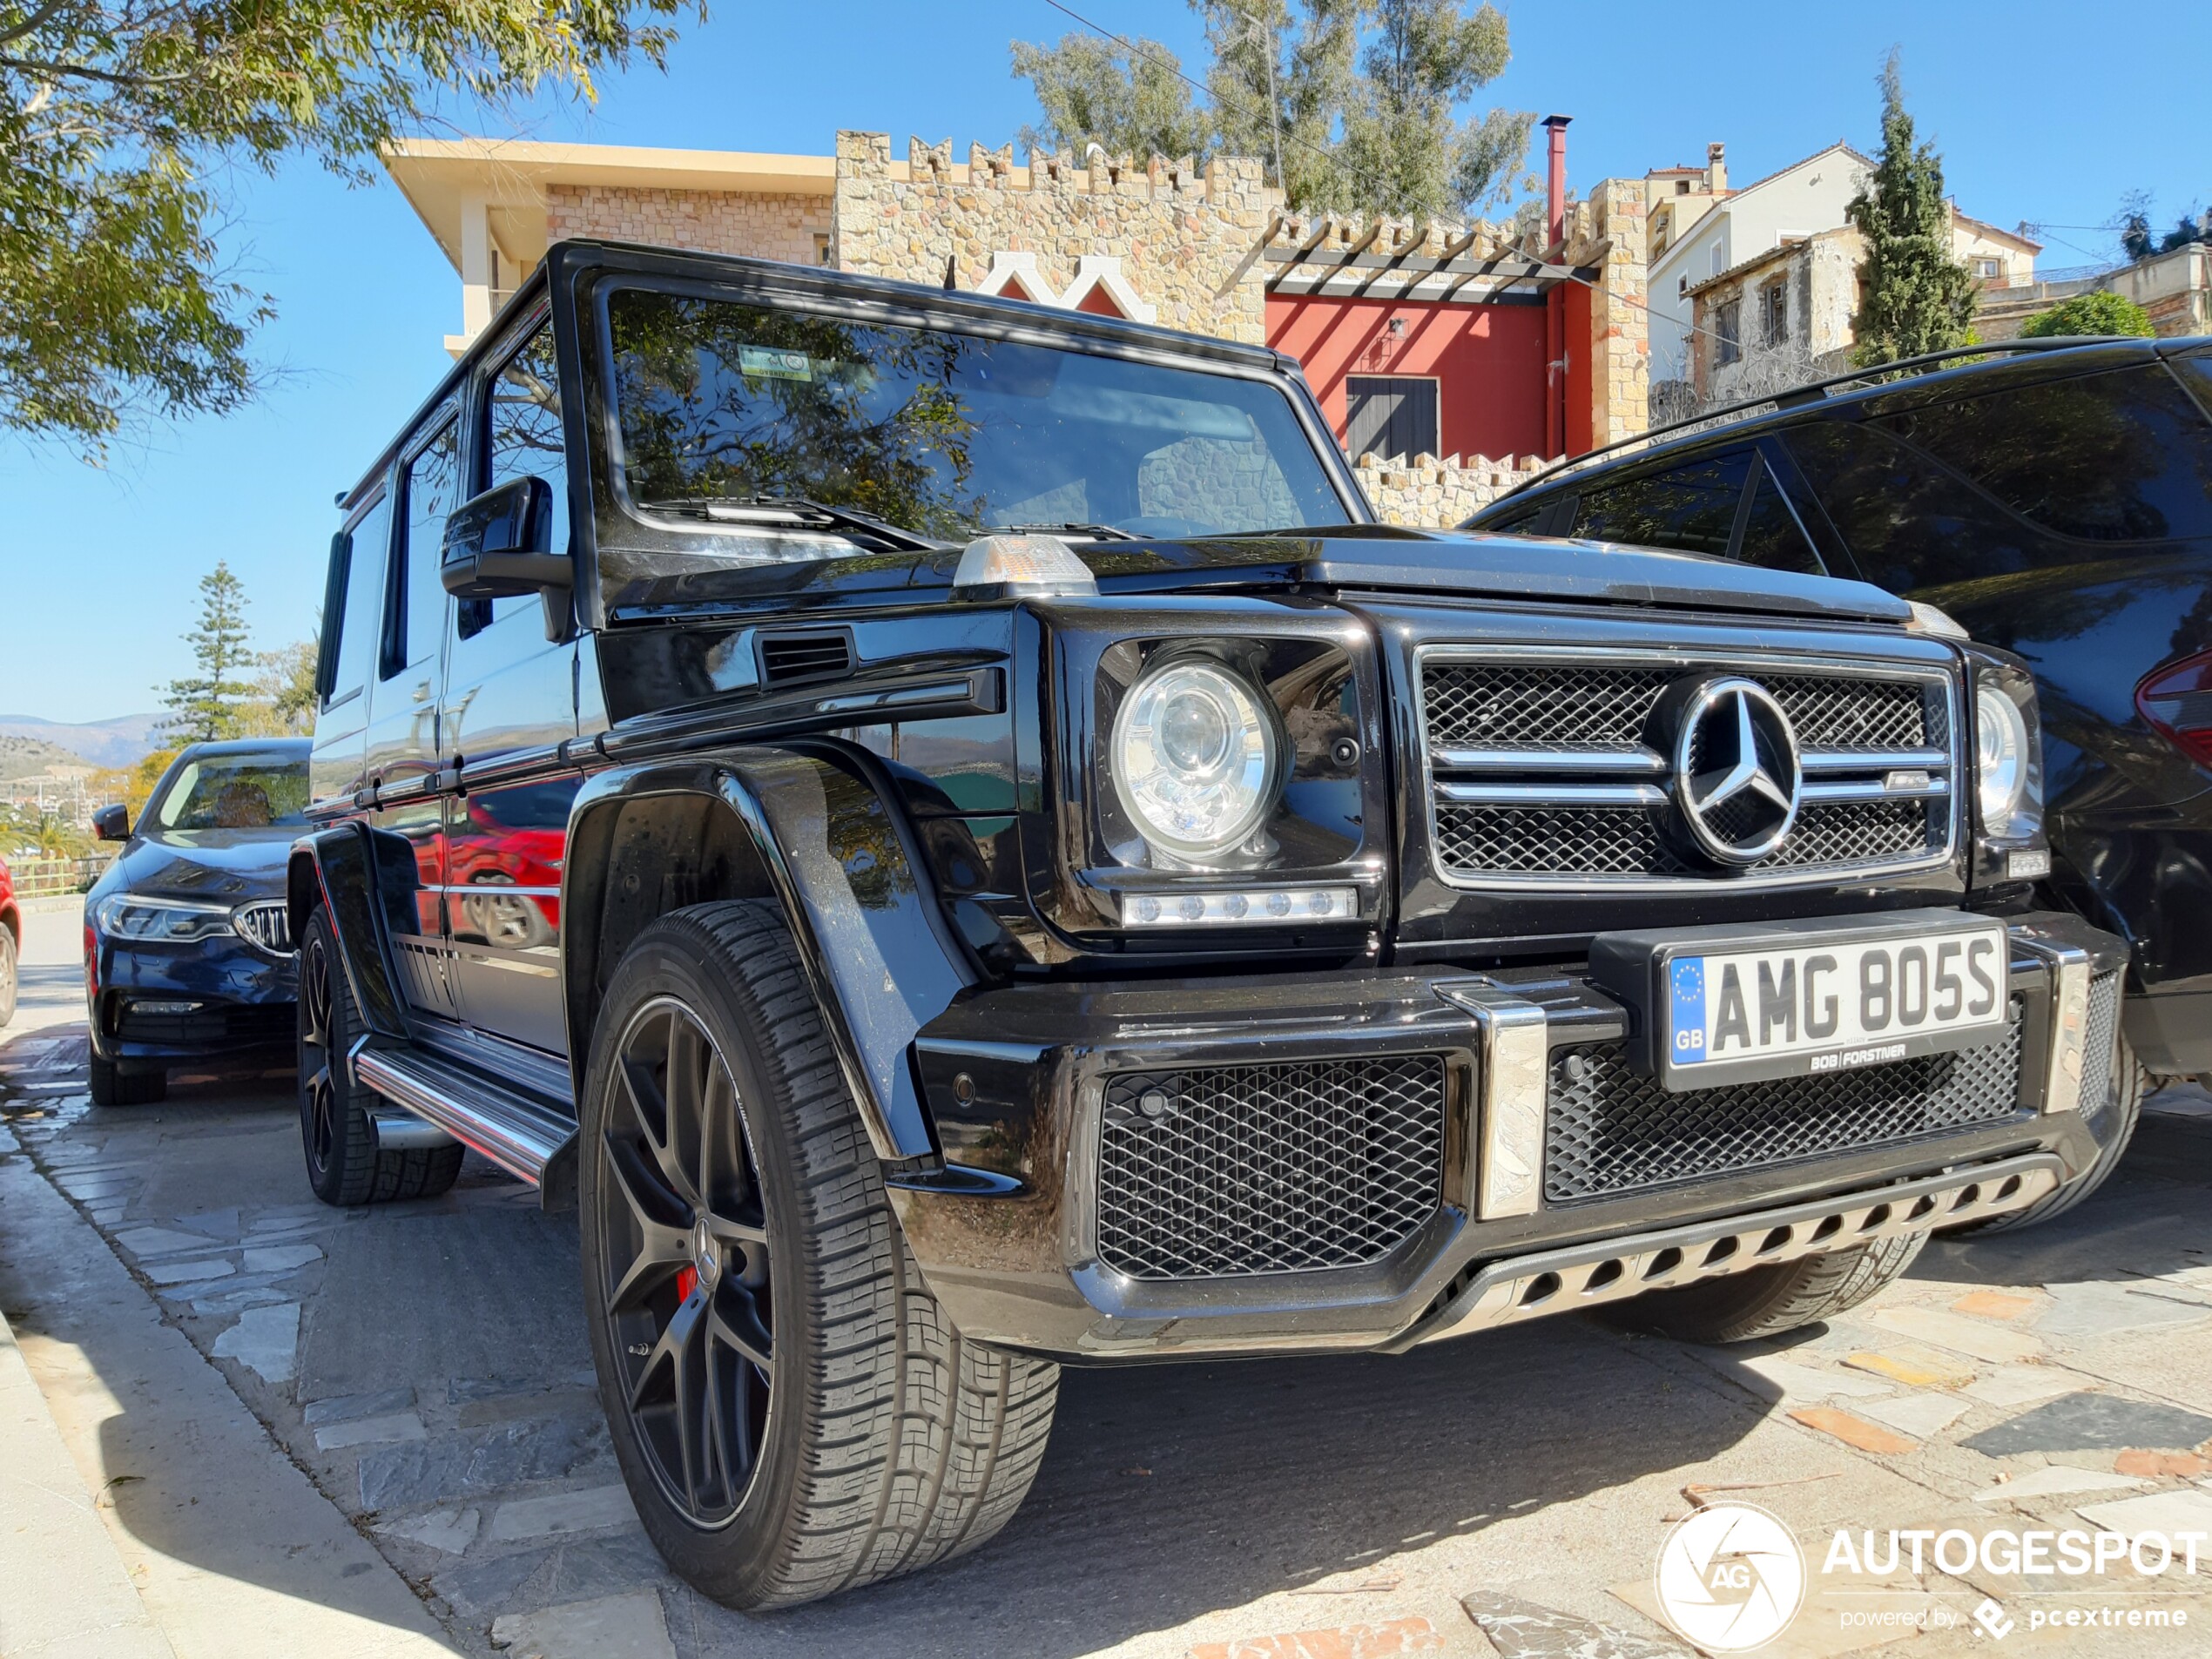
[
  {"left": 1564, "top": 282, "right": 1594, "bottom": 459},
  {"left": 1266, "top": 293, "right": 1550, "bottom": 462}
]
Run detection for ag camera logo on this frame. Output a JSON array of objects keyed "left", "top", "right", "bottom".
[{"left": 1655, "top": 1501, "right": 1806, "bottom": 1650}]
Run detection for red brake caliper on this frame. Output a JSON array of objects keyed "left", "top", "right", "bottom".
[{"left": 676, "top": 1264, "right": 698, "bottom": 1303}]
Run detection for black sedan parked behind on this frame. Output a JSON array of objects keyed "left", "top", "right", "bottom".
[
  {"left": 1468, "top": 335, "right": 2212, "bottom": 1226},
  {"left": 84, "top": 738, "right": 310, "bottom": 1104}
]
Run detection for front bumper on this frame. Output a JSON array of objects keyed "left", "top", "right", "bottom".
[
  {"left": 890, "top": 910, "right": 2127, "bottom": 1362},
  {"left": 87, "top": 930, "right": 296, "bottom": 1068}
]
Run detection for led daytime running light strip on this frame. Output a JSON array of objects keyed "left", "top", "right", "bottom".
[{"left": 1119, "top": 885, "right": 1359, "bottom": 927}]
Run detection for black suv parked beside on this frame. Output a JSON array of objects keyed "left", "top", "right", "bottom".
[
  {"left": 1472, "top": 338, "right": 2212, "bottom": 1221},
  {"left": 296, "top": 242, "right": 2125, "bottom": 1608}
]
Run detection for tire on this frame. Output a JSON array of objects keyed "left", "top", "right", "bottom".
[
  {"left": 90, "top": 1055, "right": 165, "bottom": 1106},
  {"left": 296, "top": 907, "right": 464, "bottom": 1206},
  {"left": 0, "top": 923, "right": 17, "bottom": 1027},
  {"left": 578, "top": 900, "right": 1059, "bottom": 1610},
  {"left": 1952, "top": 1032, "right": 2146, "bottom": 1236},
  {"left": 1599, "top": 1232, "right": 1928, "bottom": 1345}
]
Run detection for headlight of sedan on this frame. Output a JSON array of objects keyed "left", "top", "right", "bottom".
[
  {"left": 94, "top": 893, "right": 239, "bottom": 943},
  {"left": 1109, "top": 658, "right": 1282, "bottom": 862}
]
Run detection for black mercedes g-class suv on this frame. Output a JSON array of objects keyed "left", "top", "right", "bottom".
[{"left": 294, "top": 239, "right": 2127, "bottom": 1609}]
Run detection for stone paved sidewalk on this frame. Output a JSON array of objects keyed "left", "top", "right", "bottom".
[{"left": 3, "top": 1007, "right": 2209, "bottom": 1657}]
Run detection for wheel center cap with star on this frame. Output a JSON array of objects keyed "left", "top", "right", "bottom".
[
  {"left": 1669, "top": 676, "right": 1802, "bottom": 867},
  {"left": 691, "top": 1217, "right": 722, "bottom": 1291}
]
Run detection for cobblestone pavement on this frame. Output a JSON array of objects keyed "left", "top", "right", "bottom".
[{"left": 3, "top": 950, "right": 2210, "bottom": 1656}]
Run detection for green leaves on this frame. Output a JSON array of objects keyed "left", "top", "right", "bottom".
[
  {"left": 1011, "top": 1, "right": 1527, "bottom": 222},
  {"left": 0, "top": 0, "right": 699, "bottom": 453},
  {"left": 1011, "top": 32, "right": 1211, "bottom": 165},
  {"left": 1845, "top": 51, "right": 1978, "bottom": 368},
  {"left": 2020, "top": 291, "right": 2157, "bottom": 340}
]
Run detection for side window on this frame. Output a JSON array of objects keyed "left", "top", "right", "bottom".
[
  {"left": 324, "top": 495, "right": 392, "bottom": 707},
  {"left": 1874, "top": 365, "right": 2212, "bottom": 545},
  {"left": 388, "top": 417, "right": 460, "bottom": 678},
  {"left": 1784, "top": 421, "right": 2035, "bottom": 596},
  {"left": 467, "top": 320, "right": 570, "bottom": 637},
  {"left": 1474, "top": 497, "right": 1548, "bottom": 535},
  {"left": 1734, "top": 455, "right": 1824, "bottom": 575},
  {"left": 1568, "top": 448, "right": 1754, "bottom": 556}
]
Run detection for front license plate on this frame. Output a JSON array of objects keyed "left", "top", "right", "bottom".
[{"left": 1590, "top": 911, "right": 2011, "bottom": 1090}]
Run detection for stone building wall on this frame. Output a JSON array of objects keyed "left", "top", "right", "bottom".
[
  {"left": 1354, "top": 452, "right": 1550, "bottom": 528},
  {"left": 1582, "top": 181, "right": 1650, "bottom": 448},
  {"left": 544, "top": 185, "right": 829, "bottom": 267},
  {"left": 828, "top": 132, "right": 1280, "bottom": 343}
]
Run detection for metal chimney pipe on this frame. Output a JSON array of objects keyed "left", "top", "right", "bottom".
[{"left": 1541, "top": 115, "right": 1571, "bottom": 246}]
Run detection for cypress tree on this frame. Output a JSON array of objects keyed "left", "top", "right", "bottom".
[{"left": 1846, "top": 52, "right": 1978, "bottom": 366}]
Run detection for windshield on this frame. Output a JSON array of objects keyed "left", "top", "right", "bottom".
[
  {"left": 599, "top": 288, "right": 1352, "bottom": 591},
  {"left": 149, "top": 752, "right": 310, "bottom": 832}
]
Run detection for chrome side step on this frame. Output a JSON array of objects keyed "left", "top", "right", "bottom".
[
  {"left": 352, "top": 1042, "right": 576, "bottom": 1189},
  {"left": 1408, "top": 1153, "right": 2064, "bottom": 1346}
]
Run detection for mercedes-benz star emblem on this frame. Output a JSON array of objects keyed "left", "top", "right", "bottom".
[{"left": 1669, "top": 676, "right": 1802, "bottom": 867}]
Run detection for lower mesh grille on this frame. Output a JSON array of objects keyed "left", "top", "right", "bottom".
[
  {"left": 2078, "top": 970, "right": 2122, "bottom": 1125},
  {"left": 1095, "top": 1055, "right": 1447, "bottom": 1281},
  {"left": 1545, "top": 1000, "right": 2027, "bottom": 1204}
]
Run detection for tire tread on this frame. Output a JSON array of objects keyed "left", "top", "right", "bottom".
[{"left": 598, "top": 901, "right": 1056, "bottom": 1609}]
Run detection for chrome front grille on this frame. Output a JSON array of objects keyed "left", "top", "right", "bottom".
[
  {"left": 1094, "top": 1055, "right": 1447, "bottom": 1281},
  {"left": 1419, "top": 648, "right": 1958, "bottom": 887},
  {"left": 233, "top": 900, "right": 293, "bottom": 954}
]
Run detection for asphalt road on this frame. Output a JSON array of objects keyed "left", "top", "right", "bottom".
[{"left": 3, "top": 904, "right": 2210, "bottom": 1657}]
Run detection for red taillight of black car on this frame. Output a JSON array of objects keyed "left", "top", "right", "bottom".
[{"left": 2136, "top": 647, "right": 2212, "bottom": 767}]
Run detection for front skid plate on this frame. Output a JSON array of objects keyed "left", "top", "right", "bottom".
[{"left": 1406, "top": 1152, "right": 2062, "bottom": 1347}]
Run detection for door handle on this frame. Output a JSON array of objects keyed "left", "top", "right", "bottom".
[{"left": 411, "top": 681, "right": 431, "bottom": 703}]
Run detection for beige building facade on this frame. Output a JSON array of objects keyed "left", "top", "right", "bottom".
[{"left": 1685, "top": 208, "right": 2042, "bottom": 406}]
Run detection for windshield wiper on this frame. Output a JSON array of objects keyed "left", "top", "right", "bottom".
[
  {"left": 637, "top": 496, "right": 953, "bottom": 552},
  {"left": 985, "top": 521, "right": 1138, "bottom": 541}
]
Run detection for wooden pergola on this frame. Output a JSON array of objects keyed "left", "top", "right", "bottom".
[{"left": 1258, "top": 218, "right": 1601, "bottom": 307}]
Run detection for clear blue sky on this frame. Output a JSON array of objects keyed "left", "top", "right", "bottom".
[{"left": 3, "top": 0, "right": 2204, "bottom": 725}]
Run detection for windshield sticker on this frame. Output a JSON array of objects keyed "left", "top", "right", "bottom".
[{"left": 738, "top": 347, "right": 814, "bottom": 383}]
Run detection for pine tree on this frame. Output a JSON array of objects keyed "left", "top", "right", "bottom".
[
  {"left": 160, "top": 563, "right": 257, "bottom": 743},
  {"left": 1845, "top": 52, "right": 1978, "bottom": 367}
]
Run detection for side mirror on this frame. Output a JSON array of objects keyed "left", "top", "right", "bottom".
[
  {"left": 94, "top": 804, "right": 130, "bottom": 842},
  {"left": 441, "top": 476, "right": 571, "bottom": 599}
]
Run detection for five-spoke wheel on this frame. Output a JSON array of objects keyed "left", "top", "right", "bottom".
[{"left": 596, "top": 998, "right": 773, "bottom": 1525}]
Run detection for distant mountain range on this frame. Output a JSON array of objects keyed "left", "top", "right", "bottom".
[{"left": 0, "top": 712, "right": 165, "bottom": 770}]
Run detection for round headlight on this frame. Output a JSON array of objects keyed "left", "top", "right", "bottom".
[
  {"left": 1975, "top": 683, "right": 2029, "bottom": 826},
  {"left": 1110, "top": 660, "right": 1279, "bottom": 860}
]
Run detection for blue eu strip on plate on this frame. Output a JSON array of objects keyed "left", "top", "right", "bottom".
[{"left": 1669, "top": 955, "right": 1708, "bottom": 1066}]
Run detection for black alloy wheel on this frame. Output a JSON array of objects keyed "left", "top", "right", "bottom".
[
  {"left": 295, "top": 907, "right": 464, "bottom": 1206},
  {"left": 299, "top": 926, "right": 343, "bottom": 1182},
  {"left": 596, "top": 996, "right": 774, "bottom": 1527}
]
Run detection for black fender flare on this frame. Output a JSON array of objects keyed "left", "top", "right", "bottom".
[
  {"left": 563, "top": 745, "right": 972, "bottom": 1164},
  {"left": 286, "top": 822, "right": 418, "bottom": 1040}
]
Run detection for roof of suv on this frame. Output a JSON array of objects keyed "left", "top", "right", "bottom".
[{"left": 1489, "top": 335, "right": 2208, "bottom": 513}]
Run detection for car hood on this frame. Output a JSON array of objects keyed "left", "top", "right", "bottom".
[
  {"left": 102, "top": 830, "right": 295, "bottom": 904},
  {"left": 604, "top": 524, "right": 1912, "bottom": 628},
  {"left": 1083, "top": 527, "right": 1912, "bottom": 624}
]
